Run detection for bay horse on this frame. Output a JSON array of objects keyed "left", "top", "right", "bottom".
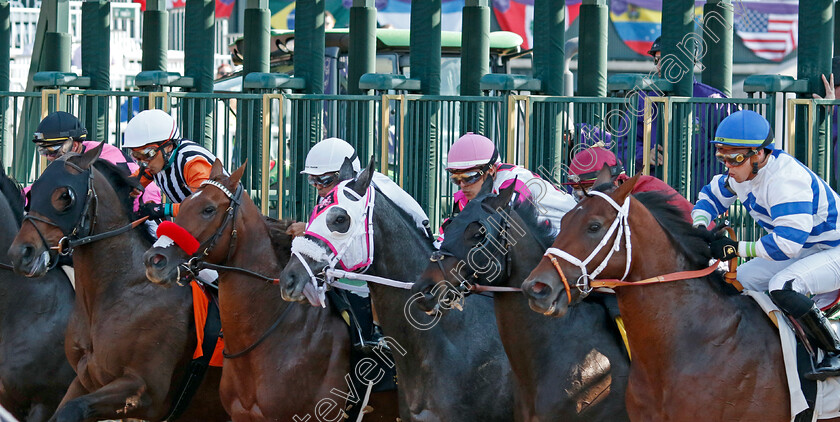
[
  {"left": 279, "top": 158, "right": 516, "bottom": 421},
  {"left": 410, "top": 181, "right": 630, "bottom": 421},
  {"left": 0, "top": 163, "right": 75, "bottom": 421},
  {"left": 8, "top": 145, "right": 227, "bottom": 422},
  {"left": 520, "top": 174, "right": 840, "bottom": 422},
  {"left": 141, "top": 159, "right": 400, "bottom": 421}
]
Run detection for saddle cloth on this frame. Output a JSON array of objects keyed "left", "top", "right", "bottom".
[{"left": 746, "top": 290, "right": 840, "bottom": 421}]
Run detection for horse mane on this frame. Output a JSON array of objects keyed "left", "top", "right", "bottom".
[
  {"left": 0, "top": 162, "right": 24, "bottom": 226},
  {"left": 82, "top": 158, "right": 155, "bottom": 245},
  {"left": 509, "top": 196, "right": 557, "bottom": 247},
  {"left": 373, "top": 186, "right": 435, "bottom": 248},
  {"left": 632, "top": 190, "right": 738, "bottom": 295},
  {"left": 263, "top": 216, "right": 294, "bottom": 266}
]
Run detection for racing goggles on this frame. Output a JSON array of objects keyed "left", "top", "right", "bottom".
[
  {"left": 308, "top": 172, "right": 339, "bottom": 188},
  {"left": 715, "top": 149, "right": 756, "bottom": 167},
  {"left": 130, "top": 143, "right": 167, "bottom": 162},
  {"left": 35, "top": 140, "right": 70, "bottom": 157},
  {"left": 449, "top": 169, "right": 485, "bottom": 187}
]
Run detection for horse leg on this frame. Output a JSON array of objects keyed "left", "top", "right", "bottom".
[
  {"left": 50, "top": 376, "right": 153, "bottom": 422},
  {"left": 26, "top": 403, "right": 53, "bottom": 422}
]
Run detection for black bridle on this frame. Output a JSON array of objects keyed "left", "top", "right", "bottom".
[{"left": 22, "top": 161, "right": 148, "bottom": 270}]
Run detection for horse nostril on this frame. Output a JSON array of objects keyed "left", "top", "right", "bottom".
[
  {"left": 20, "top": 245, "right": 34, "bottom": 260},
  {"left": 148, "top": 253, "right": 167, "bottom": 270},
  {"left": 524, "top": 279, "right": 552, "bottom": 299}
]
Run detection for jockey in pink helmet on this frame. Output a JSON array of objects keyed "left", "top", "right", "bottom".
[
  {"left": 446, "top": 132, "right": 575, "bottom": 229},
  {"left": 565, "top": 146, "right": 694, "bottom": 223}
]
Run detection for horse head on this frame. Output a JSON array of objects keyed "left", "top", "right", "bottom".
[
  {"left": 279, "top": 156, "right": 375, "bottom": 305},
  {"left": 411, "top": 180, "right": 518, "bottom": 314},
  {"left": 9, "top": 143, "right": 104, "bottom": 277},
  {"left": 522, "top": 171, "right": 639, "bottom": 317},
  {"left": 143, "top": 159, "right": 246, "bottom": 286}
]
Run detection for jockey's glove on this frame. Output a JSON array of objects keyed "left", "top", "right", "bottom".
[
  {"left": 138, "top": 202, "right": 172, "bottom": 220},
  {"left": 710, "top": 233, "right": 738, "bottom": 261}
]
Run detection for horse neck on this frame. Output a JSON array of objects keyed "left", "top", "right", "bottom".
[
  {"left": 366, "top": 196, "right": 431, "bottom": 306},
  {"left": 617, "top": 202, "right": 736, "bottom": 361},
  {"left": 72, "top": 172, "right": 148, "bottom": 294},
  {"left": 0, "top": 194, "right": 18, "bottom": 253}
]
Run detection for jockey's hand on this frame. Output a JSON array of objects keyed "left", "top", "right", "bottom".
[
  {"left": 130, "top": 187, "right": 143, "bottom": 198},
  {"left": 285, "top": 222, "right": 306, "bottom": 237},
  {"left": 710, "top": 233, "right": 738, "bottom": 261},
  {"left": 137, "top": 202, "right": 171, "bottom": 220}
]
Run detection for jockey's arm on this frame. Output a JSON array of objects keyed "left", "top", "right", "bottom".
[
  {"left": 169, "top": 157, "right": 213, "bottom": 217},
  {"left": 692, "top": 174, "right": 737, "bottom": 228}
]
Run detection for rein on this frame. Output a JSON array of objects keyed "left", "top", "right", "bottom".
[{"left": 542, "top": 190, "right": 738, "bottom": 312}]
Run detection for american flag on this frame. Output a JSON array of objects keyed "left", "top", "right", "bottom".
[{"left": 735, "top": 8, "right": 797, "bottom": 62}]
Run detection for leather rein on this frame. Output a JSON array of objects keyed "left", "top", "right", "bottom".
[{"left": 542, "top": 190, "right": 738, "bottom": 309}]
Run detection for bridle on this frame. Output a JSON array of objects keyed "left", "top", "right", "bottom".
[
  {"left": 429, "top": 202, "right": 533, "bottom": 303},
  {"left": 176, "top": 179, "right": 245, "bottom": 286},
  {"left": 22, "top": 161, "right": 148, "bottom": 270},
  {"left": 541, "top": 190, "right": 723, "bottom": 315}
]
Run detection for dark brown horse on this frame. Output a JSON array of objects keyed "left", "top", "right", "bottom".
[
  {"left": 520, "top": 175, "right": 840, "bottom": 422},
  {"left": 142, "top": 160, "right": 399, "bottom": 421},
  {"left": 8, "top": 146, "right": 227, "bottom": 421},
  {"left": 411, "top": 182, "right": 630, "bottom": 421},
  {"left": 0, "top": 164, "right": 75, "bottom": 421}
]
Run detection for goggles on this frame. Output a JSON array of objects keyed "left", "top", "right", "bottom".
[
  {"left": 715, "top": 149, "right": 756, "bottom": 167},
  {"left": 35, "top": 140, "right": 71, "bottom": 158},
  {"left": 449, "top": 169, "right": 485, "bottom": 187},
  {"left": 130, "top": 142, "right": 168, "bottom": 162},
  {"left": 307, "top": 172, "right": 339, "bottom": 188}
]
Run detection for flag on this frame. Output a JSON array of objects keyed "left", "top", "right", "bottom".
[
  {"left": 609, "top": 0, "right": 704, "bottom": 57},
  {"left": 734, "top": 2, "right": 797, "bottom": 62},
  {"left": 375, "top": 0, "right": 463, "bottom": 31},
  {"left": 216, "top": 0, "right": 235, "bottom": 18},
  {"left": 492, "top": 0, "right": 581, "bottom": 50}
]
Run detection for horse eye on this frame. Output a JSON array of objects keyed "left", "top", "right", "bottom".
[
  {"left": 203, "top": 206, "right": 215, "bottom": 216},
  {"left": 335, "top": 215, "right": 346, "bottom": 224},
  {"left": 587, "top": 222, "right": 602, "bottom": 233}
]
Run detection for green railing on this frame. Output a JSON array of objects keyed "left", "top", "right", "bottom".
[{"left": 0, "top": 88, "right": 833, "bottom": 237}]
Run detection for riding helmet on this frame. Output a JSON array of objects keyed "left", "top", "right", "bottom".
[
  {"left": 565, "top": 147, "right": 625, "bottom": 185},
  {"left": 122, "top": 109, "right": 181, "bottom": 149},
  {"left": 301, "top": 137, "right": 361, "bottom": 175},
  {"left": 446, "top": 132, "right": 499, "bottom": 171},
  {"left": 711, "top": 110, "right": 774, "bottom": 150},
  {"left": 33, "top": 111, "right": 87, "bottom": 144}
]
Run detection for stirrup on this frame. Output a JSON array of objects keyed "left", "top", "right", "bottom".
[{"left": 805, "top": 353, "right": 840, "bottom": 381}]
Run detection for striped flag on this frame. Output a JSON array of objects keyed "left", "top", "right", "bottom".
[
  {"left": 734, "top": 2, "right": 797, "bottom": 62},
  {"left": 492, "top": 0, "right": 581, "bottom": 50}
]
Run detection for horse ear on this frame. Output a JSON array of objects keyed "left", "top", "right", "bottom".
[
  {"left": 351, "top": 156, "right": 376, "bottom": 196},
  {"left": 228, "top": 159, "right": 247, "bottom": 188},
  {"left": 593, "top": 164, "right": 614, "bottom": 188},
  {"left": 338, "top": 157, "right": 355, "bottom": 182},
  {"left": 77, "top": 141, "right": 104, "bottom": 170},
  {"left": 613, "top": 172, "right": 639, "bottom": 203},
  {"left": 209, "top": 159, "right": 225, "bottom": 180},
  {"left": 483, "top": 178, "right": 516, "bottom": 210}
]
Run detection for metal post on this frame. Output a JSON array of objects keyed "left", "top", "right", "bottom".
[
  {"left": 348, "top": 0, "right": 375, "bottom": 95},
  {"left": 796, "top": 0, "right": 833, "bottom": 163},
  {"left": 0, "top": 1, "right": 9, "bottom": 166},
  {"left": 702, "top": 0, "right": 733, "bottom": 96},
  {"left": 461, "top": 0, "right": 489, "bottom": 133},
  {"left": 533, "top": 0, "right": 564, "bottom": 95},
  {"left": 81, "top": 0, "right": 110, "bottom": 141},
  {"left": 661, "top": 0, "right": 694, "bottom": 97},
  {"left": 410, "top": 0, "right": 441, "bottom": 95},
  {"left": 183, "top": 0, "right": 215, "bottom": 147},
  {"left": 238, "top": 0, "right": 268, "bottom": 202},
  {"left": 142, "top": 0, "right": 167, "bottom": 72},
  {"left": 43, "top": 0, "right": 71, "bottom": 72},
  {"left": 578, "top": 0, "right": 607, "bottom": 97},
  {"left": 531, "top": 0, "right": 564, "bottom": 183},
  {"left": 242, "top": 0, "right": 269, "bottom": 77}
]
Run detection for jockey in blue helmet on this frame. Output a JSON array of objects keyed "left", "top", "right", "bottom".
[{"left": 692, "top": 110, "right": 840, "bottom": 380}]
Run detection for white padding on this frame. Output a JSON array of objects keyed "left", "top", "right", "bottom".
[{"left": 153, "top": 235, "right": 175, "bottom": 249}]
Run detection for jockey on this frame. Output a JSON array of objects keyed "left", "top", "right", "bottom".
[
  {"left": 565, "top": 145, "right": 694, "bottom": 222},
  {"left": 27, "top": 111, "right": 162, "bottom": 209},
  {"left": 289, "top": 137, "right": 430, "bottom": 352},
  {"left": 122, "top": 109, "right": 221, "bottom": 220},
  {"left": 692, "top": 110, "right": 840, "bottom": 380},
  {"left": 447, "top": 132, "right": 575, "bottom": 228}
]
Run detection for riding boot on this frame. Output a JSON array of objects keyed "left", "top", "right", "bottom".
[
  {"left": 770, "top": 282, "right": 840, "bottom": 381},
  {"left": 343, "top": 291, "right": 384, "bottom": 353}
]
